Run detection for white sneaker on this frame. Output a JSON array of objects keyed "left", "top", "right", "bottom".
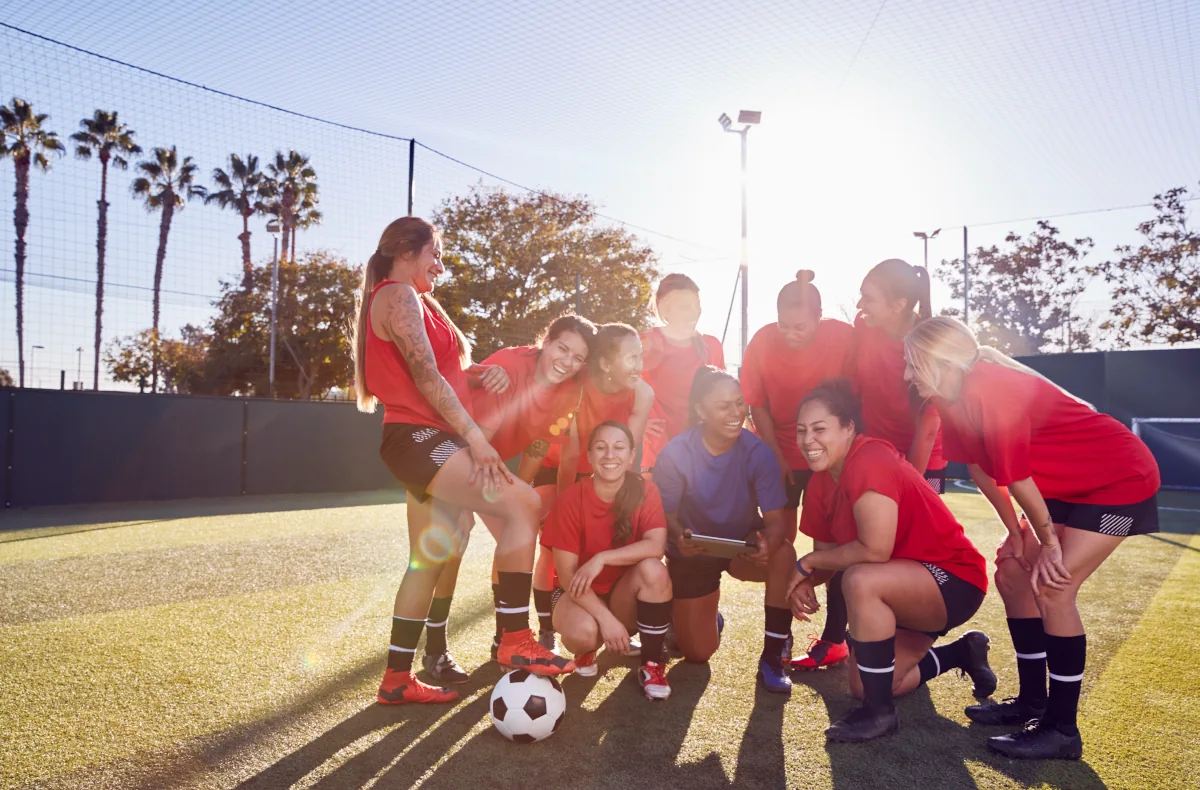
[
  {"left": 638, "top": 661, "right": 671, "bottom": 700},
  {"left": 574, "top": 650, "right": 599, "bottom": 677}
]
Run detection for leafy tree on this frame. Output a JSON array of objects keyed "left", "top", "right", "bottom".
[
  {"left": 936, "top": 220, "right": 1094, "bottom": 355},
  {"left": 104, "top": 325, "right": 209, "bottom": 394},
  {"left": 71, "top": 109, "right": 142, "bottom": 390},
  {"left": 131, "top": 145, "right": 205, "bottom": 392},
  {"left": 1089, "top": 185, "right": 1200, "bottom": 346},
  {"left": 205, "top": 250, "right": 357, "bottom": 399},
  {"left": 0, "top": 97, "right": 64, "bottom": 387},
  {"left": 205, "top": 153, "right": 271, "bottom": 290},
  {"left": 0, "top": 368, "right": 12, "bottom": 387},
  {"left": 433, "top": 186, "right": 660, "bottom": 359},
  {"left": 263, "top": 149, "right": 318, "bottom": 265}
]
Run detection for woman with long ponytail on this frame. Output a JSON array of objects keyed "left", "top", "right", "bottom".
[
  {"left": 904, "top": 316, "right": 1161, "bottom": 760},
  {"left": 355, "top": 216, "right": 574, "bottom": 706},
  {"left": 541, "top": 421, "right": 674, "bottom": 700}
]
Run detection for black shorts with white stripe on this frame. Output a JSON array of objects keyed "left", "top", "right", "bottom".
[
  {"left": 924, "top": 466, "right": 946, "bottom": 496},
  {"left": 1045, "top": 493, "right": 1160, "bottom": 537},
  {"left": 899, "top": 561, "right": 986, "bottom": 639},
  {"left": 379, "top": 422, "right": 470, "bottom": 503}
]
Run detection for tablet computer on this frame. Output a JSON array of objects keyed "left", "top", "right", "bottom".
[{"left": 682, "top": 533, "right": 756, "bottom": 559}]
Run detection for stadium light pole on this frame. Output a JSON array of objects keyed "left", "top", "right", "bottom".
[
  {"left": 267, "top": 219, "right": 281, "bottom": 399},
  {"left": 720, "top": 110, "right": 761, "bottom": 361},
  {"left": 912, "top": 228, "right": 941, "bottom": 269}
]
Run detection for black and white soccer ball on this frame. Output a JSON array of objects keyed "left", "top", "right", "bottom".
[{"left": 489, "top": 669, "right": 566, "bottom": 743}]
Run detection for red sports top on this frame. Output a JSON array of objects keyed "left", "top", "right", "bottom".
[
  {"left": 936, "top": 362, "right": 1160, "bottom": 505},
  {"left": 741, "top": 319, "right": 855, "bottom": 470},
  {"left": 472, "top": 346, "right": 582, "bottom": 460},
  {"left": 365, "top": 281, "right": 469, "bottom": 429},
  {"left": 800, "top": 436, "right": 987, "bottom": 592},
  {"left": 543, "top": 372, "right": 638, "bottom": 474},
  {"left": 639, "top": 328, "right": 725, "bottom": 469},
  {"left": 541, "top": 478, "right": 667, "bottom": 594},
  {"left": 852, "top": 313, "right": 945, "bottom": 471}
]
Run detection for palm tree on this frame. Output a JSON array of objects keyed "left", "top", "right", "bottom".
[
  {"left": 205, "top": 153, "right": 270, "bottom": 290},
  {"left": 291, "top": 202, "right": 323, "bottom": 263},
  {"left": 0, "top": 98, "right": 64, "bottom": 388},
  {"left": 131, "top": 146, "right": 205, "bottom": 393},
  {"left": 264, "top": 149, "right": 317, "bottom": 264},
  {"left": 72, "top": 110, "right": 141, "bottom": 391}
]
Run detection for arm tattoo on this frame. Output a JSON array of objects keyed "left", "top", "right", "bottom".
[
  {"left": 384, "top": 286, "right": 479, "bottom": 440},
  {"left": 525, "top": 438, "right": 551, "bottom": 460}
]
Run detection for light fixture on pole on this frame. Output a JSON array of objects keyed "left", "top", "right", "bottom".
[
  {"left": 267, "top": 218, "right": 281, "bottom": 399},
  {"left": 719, "top": 109, "right": 762, "bottom": 361},
  {"left": 912, "top": 228, "right": 941, "bottom": 269},
  {"left": 76, "top": 346, "right": 83, "bottom": 390},
  {"left": 31, "top": 345, "right": 44, "bottom": 389}
]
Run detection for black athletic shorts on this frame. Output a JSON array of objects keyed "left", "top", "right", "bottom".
[
  {"left": 667, "top": 554, "right": 733, "bottom": 600},
  {"left": 924, "top": 466, "right": 947, "bottom": 496},
  {"left": 784, "top": 469, "right": 815, "bottom": 510},
  {"left": 1045, "top": 493, "right": 1160, "bottom": 537},
  {"left": 901, "top": 562, "right": 986, "bottom": 640},
  {"left": 532, "top": 466, "right": 587, "bottom": 488},
  {"left": 380, "top": 423, "right": 469, "bottom": 503},
  {"left": 552, "top": 585, "right": 612, "bottom": 610}
]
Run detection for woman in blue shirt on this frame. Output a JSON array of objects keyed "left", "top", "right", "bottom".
[{"left": 653, "top": 366, "right": 793, "bottom": 692}]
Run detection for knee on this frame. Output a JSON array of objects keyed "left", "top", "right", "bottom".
[
  {"left": 683, "top": 645, "right": 716, "bottom": 664},
  {"left": 1035, "top": 584, "right": 1078, "bottom": 618},
  {"left": 501, "top": 486, "right": 542, "bottom": 529},
  {"left": 635, "top": 558, "right": 671, "bottom": 594},
  {"left": 841, "top": 565, "right": 873, "bottom": 604},
  {"left": 560, "top": 617, "right": 600, "bottom": 654},
  {"left": 993, "top": 559, "right": 1027, "bottom": 600}
]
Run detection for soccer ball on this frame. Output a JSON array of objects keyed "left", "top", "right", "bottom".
[{"left": 489, "top": 669, "right": 566, "bottom": 743}]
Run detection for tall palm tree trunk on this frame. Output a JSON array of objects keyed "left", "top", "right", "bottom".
[
  {"left": 93, "top": 160, "right": 109, "bottom": 390},
  {"left": 151, "top": 198, "right": 174, "bottom": 393},
  {"left": 290, "top": 226, "right": 297, "bottom": 264},
  {"left": 239, "top": 211, "right": 252, "bottom": 291},
  {"left": 13, "top": 157, "right": 30, "bottom": 388}
]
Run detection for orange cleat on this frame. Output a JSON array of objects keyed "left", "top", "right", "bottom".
[
  {"left": 789, "top": 636, "right": 850, "bottom": 671},
  {"left": 497, "top": 628, "right": 576, "bottom": 676},
  {"left": 376, "top": 669, "right": 459, "bottom": 705}
]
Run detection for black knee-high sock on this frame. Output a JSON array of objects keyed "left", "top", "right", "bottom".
[
  {"left": 917, "top": 634, "right": 973, "bottom": 684},
  {"left": 496, "top": 571, "right": 533, "bottom": 636},
  {"left": 492, "top": 584, "right": 501, "bottom": 646},
  {"left": 1045, "top": 634, "right": 1086, "bottom": 733},
  {"left": 821, "top": 572, "right": 848, "bottom": 644},
  {"left": 1008, "top": 617, "right": 1048, "bottom": 706},
  {"left": 854, "top": 636, "right": 896, "bottom": 713},
  {"left": 388, "top": 616, "right": 425, "bottom": 671},
  {"left": 424, "top": 596, "right": 452, "bottom": 656},
  {"left": 533, "top": 588, "right": 555, "bottom": 634},
  {"left": 637, "top": 600, "right": 672, "bottom": 664},
  {"left": 762, "top": 606, "right": 792, "bottom": 661}
]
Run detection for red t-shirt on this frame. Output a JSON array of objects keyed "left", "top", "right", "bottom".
[
  {"left": 800, "top": 436, "right": 987, "bottom": 592},
  {"left": 937, "top": 362, "right": 1160, "bottom": 505},
  {"left": 851, "top": 314, "right": 945, "bottom": 471},
  {"left": 543, "top": 373, "right": 638, "bottom": 473},
  {"left": 472, "top": 346, "right": 582, "bottom": 460},
  {"left": 541, "top": 478, "right": 667, "bottom": 593},
  {"left": 741, "top": 319, "right": 855, "bottom": 470},
  {"left": 365, "top": 281, "right": 469, "bottom": 429},
  {"left": 640, "top": 329, "right": 726, "bottom": 469}
]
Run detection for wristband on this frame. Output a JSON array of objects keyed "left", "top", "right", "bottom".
[{"left": 795, "top": 558, "right": 812, "bottom": 577}]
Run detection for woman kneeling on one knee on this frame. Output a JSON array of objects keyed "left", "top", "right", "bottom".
[
  {"left": 782, "top": 378, "right": 995, "bottom": 743},
  {"left": 540, "top": 421, "right": 674, "bottom": 701}
]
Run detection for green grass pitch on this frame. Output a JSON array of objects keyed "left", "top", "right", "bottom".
[{"left": 2, "top": 489, "right": 1198, "bottom": 789}]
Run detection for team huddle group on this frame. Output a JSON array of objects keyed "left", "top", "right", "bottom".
[{"left": 353, "top": 216, "right": 1161, "bottom": 760}]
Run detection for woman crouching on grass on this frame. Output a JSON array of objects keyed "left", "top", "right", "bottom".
[
  {"left": 779, "top": 379, "right": 995, "bottom": 742},
  {"left": 540, "top": 421, "right": 674, "bottom": 700}
]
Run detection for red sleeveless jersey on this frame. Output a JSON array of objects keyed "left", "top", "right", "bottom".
[{"left": 364, "top": 281, "right": 470, "bottom": 430}]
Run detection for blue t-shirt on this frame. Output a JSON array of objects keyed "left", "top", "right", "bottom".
[{"left": 653, "top": 427, "right": 787, "bottom": 554}]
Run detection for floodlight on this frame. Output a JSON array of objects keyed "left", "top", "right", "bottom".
[
  {"left": 718, "top": 113, "right": 732, "bottom": 130},
  {"left": 738, "top": 110, "right": 762, "bottom": 125}
]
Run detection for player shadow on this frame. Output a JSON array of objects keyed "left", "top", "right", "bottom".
[
  {"left": 731, "top": 682, "right": 789, "bottom": 789},
  {"left": 385, "top": 658, "right": 713, "bottom": 789},
  {"left": 793, "top": 671, "right": 1110, "bottom": 790}
]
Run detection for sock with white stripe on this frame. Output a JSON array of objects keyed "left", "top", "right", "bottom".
[
  {"left": 637, "top": 600, "right": 672, "bottom": 664},
  {"left": 388, "top": 616, "right": 425, "bottom": 671},
  {"left": 761, "top": 606, "right": 792, "bottom": 662},
  {"left": 492, "top": 583, "right": 502, "bottom": 648},
  {"left": 424, "top": 596, "right": 452, "bottom": 656},
  {"left": 496, "top": 571, "right": 533, "bottom": 636},
  {"left": 1044, "top": 633, "right": 1086, "bottom": 734},
  {"left": 533, "top": 588, "right": 555, "bottom": 635},
  {"left": 917, "top": 635, "right": 972, "bottom": 684},
  {"left": 820, "top": 572, "right": 848, "bottom": 644},
  {"left": 1007, "top": 617, "right": 1048, "bottom": 707},
  {"left": 854, "top": 636, "right": 896, "bottom": 713}
]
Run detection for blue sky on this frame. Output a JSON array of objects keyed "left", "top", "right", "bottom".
[{"left": 1, "top": 0, "right": 1198, "bottom": 388}]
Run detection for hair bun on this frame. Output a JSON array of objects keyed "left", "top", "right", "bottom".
[{"left": 795, "top": 269, "right": 815, "bottom": 284}]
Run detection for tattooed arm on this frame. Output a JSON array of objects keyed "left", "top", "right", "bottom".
[{"left": 516, "top": 438, "right": 551, "bottom": 484}]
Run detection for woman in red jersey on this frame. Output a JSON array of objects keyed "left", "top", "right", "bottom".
[
  {"left": 420, "top": 315, "right": 595, "bottom": 682},
  {"left": 537, "top": 323, "right": 655, "bottom": 489},
  {"left": 776, "top": 379, "right": 995, "bottom": 744},
  {"left": 542, "top": 421, "right": 674, "bottom": 700},
  {"left": 353, "top": 217, "right": 574, "bottom": 707},
  {"left": 904, "top": 317, "right": 1161, "bottom": 760},
  {"left": 640, "top": 274, "right": 726, "bottom": 470}
]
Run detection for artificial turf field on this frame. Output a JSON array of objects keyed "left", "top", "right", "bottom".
[{"left": 2, "top": 489, "right": 1198, "bottom": 790}]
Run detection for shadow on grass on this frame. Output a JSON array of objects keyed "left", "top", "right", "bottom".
[
  {"left": 732, "top": 682, "right": 789, "bottom": 789},
  {"left": 794, "top": 671, "right": 1110, "bottom": 790}
]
